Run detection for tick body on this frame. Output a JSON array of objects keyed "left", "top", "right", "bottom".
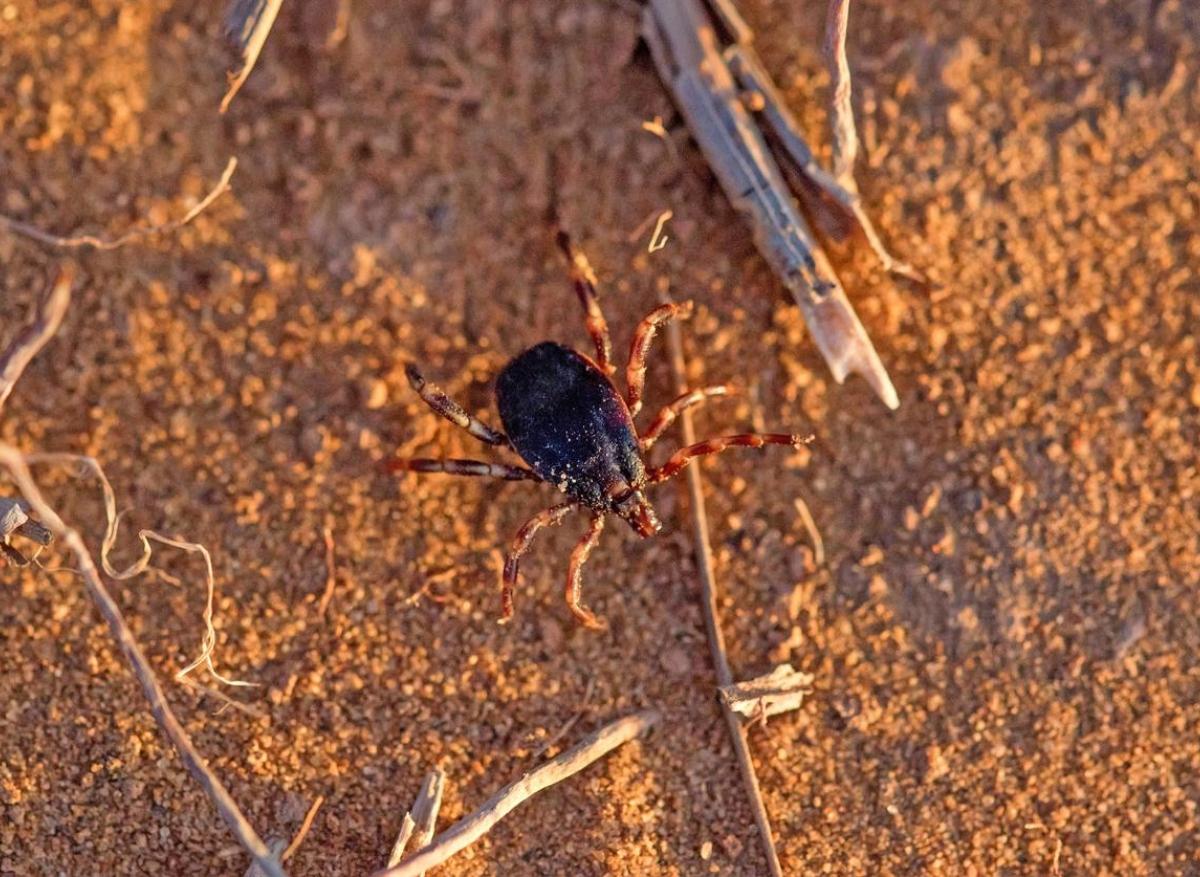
[{"left": 393, "top": 232, "right": 809, "bottom": 629}]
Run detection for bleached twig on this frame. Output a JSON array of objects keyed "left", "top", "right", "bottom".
[
  {"left": 222, "top": 0, "right": 285, "bottom": 112},
  {"left": 0, "top": 446, "right": 287, "bottom": 877},
  {"left": 719, "top": 664, "right": 814, "bottom": 726},
  {"left": 662, "top": 305, "right": 784, "bottom": 876},
  {"left": 372, "top": 710, "right": 660, "bottom": 877},
  {"left": 387, "top": 770, "right": 445, "bottom": 871},
  {"left": 0, "top": 159, "right": 237, "bottom": 252},
  {"left": 0, "top": 268, "right": 73, "bottom": 413},
  {"left": 643, "top": 0, "right": 903, "bottom": 409}
]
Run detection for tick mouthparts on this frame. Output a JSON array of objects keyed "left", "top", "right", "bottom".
[{"left": 617, "top": 491, "right": 661, "bottom": 538}]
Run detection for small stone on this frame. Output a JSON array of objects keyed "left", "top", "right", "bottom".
[{"left": 700, "top": 840, "right": 713, "bottom": 861}]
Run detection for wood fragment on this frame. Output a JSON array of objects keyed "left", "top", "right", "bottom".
[
  {"left": 662, "top": 306, "right": 784, "bottom": 876},
  {"left": 719, "top": 664, "right": 814, "bottom": 725},
  {"left": 387, "top": 770, "right": 445, "bottom": 869},
  {"left": 223, "top": 0, "right": 285, "bottom": 112},
  {"left": 373, "top": 710, "right": 660, "bottom": 877},
  {"left": 0, "top": 160, "right": 237, "bottom": 252},
  {"left": 0, "top": 446, "right": 287, "bottom": 877},
  {"left": 644, "top": 0, "right": 898, "bottom": 409},
  {"left": 245, "top": 839, "right": 288, "bottom": 877},
  {"left": 0, "top": 268, "right": 73, "bottom": 413}
]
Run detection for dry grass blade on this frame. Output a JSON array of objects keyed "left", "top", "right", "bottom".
[
  {"left": 0, "top": 445, "right": 287, "bottom": 877},
  {"left": 823, "top": 0, "right": 858, "bottom": 183},
  {"left": 0, "top": 159, "right": 236, "bottom": 251},
  {"left": 26, "top": 452, "right": 252, "bottom": 689},
  {"left": 663, "top": 303, "right": 784, "bottom": 877},
  {"left": 372, "top": 710, "right": 660, "bottom": 877},
  {"left": 223, "top": 0, "right": 285, "bottom": 112},
  {"left": 0, "top": 268, "right": 73, "bottom": 412}
]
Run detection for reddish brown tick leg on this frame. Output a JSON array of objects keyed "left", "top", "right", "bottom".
[
  {"left": 625, "top": 301, "right": 694, "bottom": 417},
  {"left": 556, "top": 231, "right": 614, "bottom": 375},
  {"left": 648, "top": 433, "right": 813, "bottom": 483},
  {"left": 640, "top": 385, "right": 734, "bottom": 449},
  {"left": 405, "top": 363, "right": 509, "bottom": 447},
  {"left": 500, "top": 502, "right": 575, "bottom": 622},
  {"left": 565, "top": 514, "right": 607, "bottom": 629},
  {"left": 388, "top": 458, "right": 537, "bottom": 481}
]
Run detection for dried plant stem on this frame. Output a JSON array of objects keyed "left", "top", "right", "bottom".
[
  {"left": 387, "top": 770, "right": 445, "bottom": 871},
  {"left": 0, "top": 159, "right": 236, "bottom": 251},
  {"left": 823, "top": 0, "right": 858, "bottom": 183},
  {"left": 0, "top": 446, "right": 287, "bottom": 877},
  {"left": 663, "top": 309, "right": 784, "bottom": 877},
  {"left": 282, "top": 795, "right": 325, "bottom": 862},
  {"left": 372, "top": 710, "right": 660, "bottom": 877},
  {"left": 0, "top": 268, "right": 73, "bottom": 413}
]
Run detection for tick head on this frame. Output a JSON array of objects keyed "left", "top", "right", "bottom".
[{"left": 612, "top": 488, "right": 661, "bottom": 538}]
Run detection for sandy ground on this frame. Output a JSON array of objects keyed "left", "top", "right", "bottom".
[{"left": 2, "top": 1, "right": 1199, "bottom": 874}]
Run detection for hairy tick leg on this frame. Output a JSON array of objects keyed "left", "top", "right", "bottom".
[
  {"left": 648, "top": 433, "right": 813, "bottom": 483},
  {"left": 388, "top": 458, "right": 537, "bottom": 481},
  {"left": 500, "top": 502, "right": 575, "bottom": 622},
  {"left": 626, "top": 301, "right": 694, "bottom": 416},
  {"left": 565, "top": 514, "right": 607, "bottom": 629},
  {"left": 555, "top": 231, "right": 614, "bottom": 375},
  {"left": 405, "top": 363, "right": 509, "bottom": 447},
  {"left": 640, "top": 385, "right": 734, "bottom": 449}
]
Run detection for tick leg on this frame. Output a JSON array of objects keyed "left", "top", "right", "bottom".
[
  {"left": 640, "top": 385, "right": 734, "bottom": 450},
  {"left": 625, "top": 300, "right": 694, "bottom": 417},
  {"left": 565, "top": 513, "right": 606, "bottom": 629},
  {"left": 500, "top": 502, "right": 575, "bottom": 622},
  {"left": 388, "top": 458, "right": 537, "bottom": 481},
  {"left": 405, "top": 363, "right": 508, "bottom": 447},
  {"left": 648, "top": 433, "right": 812, "bottom": 483},
  {"left": 556, "top": 231, "right": 614, "bottom": 375}
]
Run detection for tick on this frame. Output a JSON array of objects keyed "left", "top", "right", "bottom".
[{"left": 392, "top": 232, "right": 809, "bottom": 628}]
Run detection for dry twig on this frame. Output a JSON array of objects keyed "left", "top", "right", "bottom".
[
  {"left": 387, "top": 770, "right": 445, "bottom": 871},
  {"left": 223, "top": 0, "right": 285, "bottom": 112},
  {"left": 663, "top": 306, "right": 784, "bottom": 876},
  {"left": 0, "top": 160, "right": 237, "bottom": 251},
  {"left": 719, "top": 663, "right": 814, "bottom": 726},
  {"left": 282, "top": 795, "right": 325, "bottom": 862},
  {"left": 0, "top": 446, "right": 286, "bottom": 877},
  {"left": 0, "top": 268, "right": 73, "bottom": 412},
  {"left": 644, "top": 0, "right": 923, "bottom": 410},
  {"left": 373, "top": 710, "right": 660, "bottom": 877}
]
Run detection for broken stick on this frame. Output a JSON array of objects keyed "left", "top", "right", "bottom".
[
  {"left": 372, "top": 710, "right": 660, "bottom": 877},
  {"left": 387, "top": 769, "right": 445, "bottom": 870},
  {"left": 644, "top": 0, "right": 920, "bottom": 409},
  {"left": 719, "top": 664, "right": 814, "bottom": 725}
]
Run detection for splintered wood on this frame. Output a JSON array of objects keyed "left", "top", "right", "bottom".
[
  {"left": 643, "top": 0, "right": 922, "bottom": 410},
  {"left": 720, "top": 664, "right": 815, "bottom": 726}
]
